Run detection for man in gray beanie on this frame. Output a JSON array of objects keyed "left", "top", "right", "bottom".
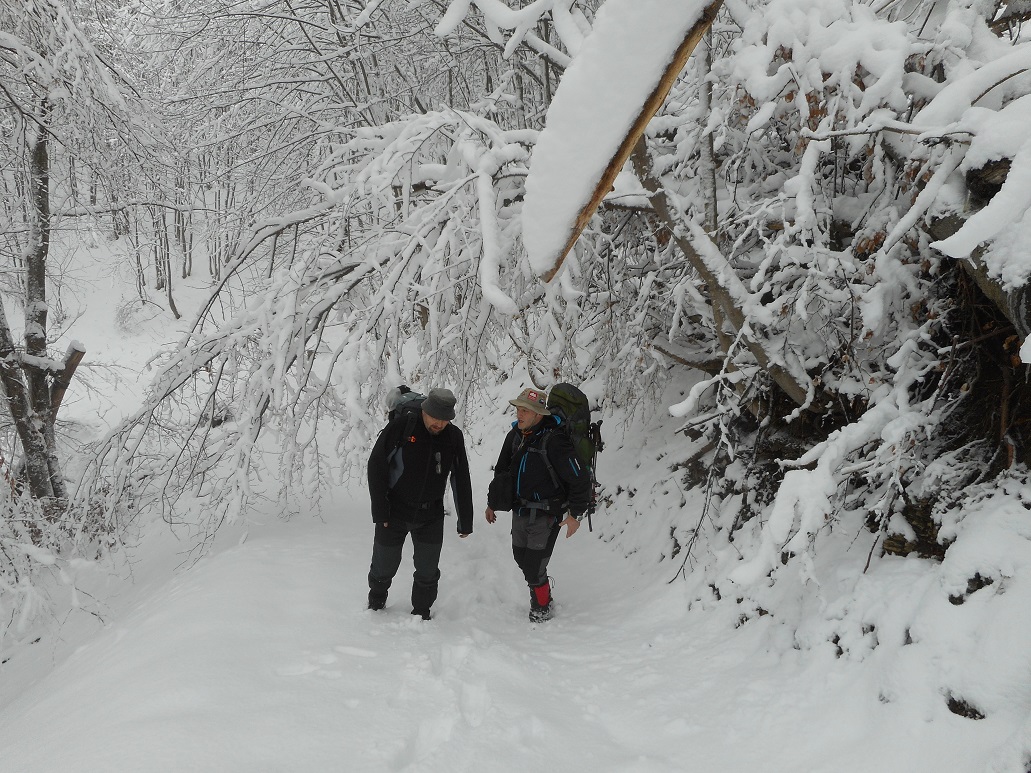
[{"left": 367, "top": 387, "right": 473, "bottom": 620}]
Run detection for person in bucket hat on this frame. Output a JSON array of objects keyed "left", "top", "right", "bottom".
[
  {"left": 509, "top": 387, "right": 550, "bottom": 414},
  {"left": 484, "top": 386, "right": 590, "bottom": 622},
  {"left": 367, "top": 387, "right": 473, "bottom": 620}
]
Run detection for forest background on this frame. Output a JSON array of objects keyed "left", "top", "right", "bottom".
[{"left": 5, "top": 0, "right": 1031, "bottom": 768}]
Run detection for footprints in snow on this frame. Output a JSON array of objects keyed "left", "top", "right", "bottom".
[
  {"left": 275, "top": 644, "right": 376, "bottom": 678},
  {"left": 276, "top": 635, "right": 492, "bottom": 770}
]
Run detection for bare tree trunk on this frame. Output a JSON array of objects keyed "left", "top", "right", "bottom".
[
  {"left": 695, "top": 31, "right": 742, "bottom": 390},
  {"left": 163, "top": 209, "right": 181, "bottom": 320},
  {"left": 153, "top": 202, "right": 178, "bottom": 310},
  {"left": 0, "top": 296, "right": 54, "bottom": 500},
  {"left": 699, "top": 31, "right": 718, "bottom": 234},
  {"left": 68, "top": 154, "right": 78, "bottom": 205},
  {"left": 515, "top": 53, "right": 527, "bottom": 131},
  {"left": 540, "top": 18, "right": 553, "bottom": 106},
  {"left": 175, "top": 164, "right": 194, "bottom": 278},
  {"left": 130, "top": 214, "right": 146, "bottom": 300},
  {"left": 24, "top": 103, "right": 64, "bottom": 500}
]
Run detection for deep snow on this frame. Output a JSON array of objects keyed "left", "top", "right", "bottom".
[
  {"left": 0, "top": 494, "right": 1006, "bottom": 773},
  {"left": 0, "top": 448, "right": 1020, "bottom": 772}
]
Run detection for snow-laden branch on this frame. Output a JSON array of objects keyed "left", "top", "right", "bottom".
[
  {"left": 433, "top": 0, "right": 584, "bottom": 64},
  {"left": 729, "top": 327, "right": 944, "bottom": 589},
  {"left": 521, "top": 0, "right": 722, "bottom": 281}
]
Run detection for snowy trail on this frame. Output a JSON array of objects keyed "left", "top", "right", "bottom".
[{"left": 0, "top": 494, "right": 998, "bottom": 772}]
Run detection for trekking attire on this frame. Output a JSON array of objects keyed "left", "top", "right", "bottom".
[
  {"left": 367, "top": 388, "right": 473, "bottom": 619},
  {"left": 486, "top": 388, "right": 591, "bottom": 622}
]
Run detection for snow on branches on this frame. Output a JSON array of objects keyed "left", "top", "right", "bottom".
[
  {"left": 433, "top": 0, "right": 589, "bottom": 63},
  {"left": 577, "top": 0, "right": 1031, "bottom": 605},
  {"left": 67, "top": 0, "right": 1031, "bottom": 612}
]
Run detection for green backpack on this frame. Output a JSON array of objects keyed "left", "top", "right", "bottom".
[{"left": 546, "top": 383, "right": 603, "bottom": 528}]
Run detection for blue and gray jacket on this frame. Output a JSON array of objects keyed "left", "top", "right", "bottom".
[{"left": 488, "top": 415, "right": 590, "bottom": 519}]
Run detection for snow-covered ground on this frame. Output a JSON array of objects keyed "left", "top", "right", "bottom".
[
  {"left": 1, "top": 433, "right": 1023, "bottom": 773},
  {"left": 0, "top": 485, "right": 1008, "bottom": 773}
]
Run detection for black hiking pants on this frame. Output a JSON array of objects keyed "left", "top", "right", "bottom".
[
  {"left": 368, "top": 515, "right": 444, "bottom": 613},
  {"left": 511, "top": 512, "right": 561, "bottom": 587}
]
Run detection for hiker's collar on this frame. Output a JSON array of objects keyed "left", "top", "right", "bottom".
[{"left": 515, "top": 415, "right": 558, "bottom": 434}]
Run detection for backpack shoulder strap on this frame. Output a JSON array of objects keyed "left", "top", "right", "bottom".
[
  {"left": 381, "top": 409, "right": 418, "bottom": 454},
  {"left": 525, "top": 428, "right": 560, "bottom": 489},
  {"left": 509, "top": 428, "right": 523, "bottom": 459},
  {"left": 401, "top": 410, "right": 418, "bottom": 447}
]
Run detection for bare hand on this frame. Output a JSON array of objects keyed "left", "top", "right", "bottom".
[
  {"left": 562, "top": 516, "right": 580, "bottom": 538},
  {"left": 485, "top": 507, "right": 496, "bottom": 524}
]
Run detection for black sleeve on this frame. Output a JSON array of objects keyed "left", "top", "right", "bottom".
[
  {"left": 368, "top": 419, "right": 402, "bottom": 523},
  {"left": 448, "top": 426, "right": 474, "bottom": 534},
  {"left": 486, "top": 429, "right": 517, "bottom": 510},
  {"left": 548, "top": 431, "right": 592, "bottom": 517}
]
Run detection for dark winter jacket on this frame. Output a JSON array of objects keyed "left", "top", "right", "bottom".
[
  {"left": 487, "top": 416, "right": 591, "bottom": 519},
  {"left": 368, "top": 411, "right": 474, "bottom": 534}
]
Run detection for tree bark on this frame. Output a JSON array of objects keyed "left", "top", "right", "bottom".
[
  {"left": 699, "top": 31, "right": 718, "bottom": 235},
  {"left": 51, "top": 342, "right": 86, "bottom": 419},
  {"left": 0, "top": 297, "right": 54, "bottom": 499},
  {"left": 25, "top": 101, "right": 65, "bottom": 499}
]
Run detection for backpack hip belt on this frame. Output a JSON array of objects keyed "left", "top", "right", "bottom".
[{"left": 515, "top": 496, "right": 567, "bottom": 521}]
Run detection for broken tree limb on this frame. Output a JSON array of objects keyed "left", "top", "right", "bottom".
[
  {"left": 0, "top": 297, "right": 54, "bottom": 499},
  {"left": 540, "top": 0, "right": 724, "bottom": 283},
  {"left": 51, "top": 341, "right": 86, "bottom": 419},
  {"left": 651, "top": 343, "right": 725, "bottom": 377}
]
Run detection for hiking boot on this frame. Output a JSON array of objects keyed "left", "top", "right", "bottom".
[
  {"left": 529, "top": 602, "right": 553, "bottom": 623},
  {"left": 411, "top": 608, "right": 432, "bottom": 620},
  {"left": 529, "top": 580, "right": 553, "bottom": 622},
  {"left": 368, "top": 591, "right": 387, "bottom": 611}
]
